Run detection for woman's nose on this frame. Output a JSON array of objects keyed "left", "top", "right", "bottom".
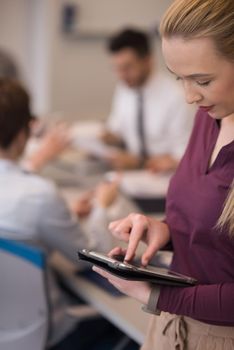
[{"left": 184, "top": 82, "right": 202, "bottom": 104}]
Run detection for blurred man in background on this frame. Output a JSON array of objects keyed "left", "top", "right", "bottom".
[{"left": 102, "top": 28, "right": 194, "bottom": 172}]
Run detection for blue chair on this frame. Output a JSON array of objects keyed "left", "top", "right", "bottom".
[{"left": 0, "top": 238, "right": 49, "bottom": 350}]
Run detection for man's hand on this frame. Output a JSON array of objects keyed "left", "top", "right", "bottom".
[
  {"left": 106, "top": 151, "right": 141, "bottom": 170},
  {"left": 100, "top": 130, "right": 123, "bottom": 147},
  {"left": 145, "top": 154, "right": 178, "bottom": 173},
  {"left": 95, "top": 181, "right": 119, "bottom": 208},
  {"left": 71, "top": 191, "right": 94, "bottom": 218}
]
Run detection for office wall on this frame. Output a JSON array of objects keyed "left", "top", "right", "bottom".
[
  {"left": 50, "top": 0, "right": 173, "bottom": 120},
  {"left": 0, "top": 0, "right": 173, "bottom": 120},
  {"left": 0, "top": 0, "right": 51, "bottom": 114},
  {"left": 0, "top": 0, "right": 30, "bottom": 84}
]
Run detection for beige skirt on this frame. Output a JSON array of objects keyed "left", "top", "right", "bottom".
[{"left": 141, "top": 312, "right": 234, "bottom": 350}]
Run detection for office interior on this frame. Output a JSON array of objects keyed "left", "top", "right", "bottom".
[{"left": 0, "top": 1, "right": 197, "bottom": 350}]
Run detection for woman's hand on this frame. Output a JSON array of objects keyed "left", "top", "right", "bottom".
[
  {"left": 109, "top": 213, "right": 170, "bottom": 266},
  {"left": 92, "top": 266, "right": 151, "bottom": 305}
]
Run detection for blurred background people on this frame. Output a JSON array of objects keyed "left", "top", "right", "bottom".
[{"left": 0, "top": 78, "right": 115, "bottom": 350}]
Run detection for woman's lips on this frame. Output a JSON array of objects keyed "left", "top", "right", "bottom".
[{"left": 200, "top": 105, "right": 214, "bottom": 112}]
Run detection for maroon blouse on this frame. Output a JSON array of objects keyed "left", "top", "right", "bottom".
[{"left": 157, "top": 108, "right": 234, "bottom": 326}]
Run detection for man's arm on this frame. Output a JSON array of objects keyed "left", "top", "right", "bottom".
[{"left": 38, "top": 188, "right": 89, "bottom": 265}]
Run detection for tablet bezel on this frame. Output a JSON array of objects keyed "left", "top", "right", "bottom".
[{"left": 78, "top": 249, "right": 197, "bottom": 286}]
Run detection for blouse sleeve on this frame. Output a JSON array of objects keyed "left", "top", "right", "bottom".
[{"left": 157, "top": 282, "right": 234, "bottom": 325}]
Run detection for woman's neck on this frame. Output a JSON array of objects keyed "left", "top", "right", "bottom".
[
  {"left": 223, "top": 113, "right": 234, "bottom": 126},
  {"left": 209, "top": 113, "right": 234, "bottom": 168},
  {"left": 220, "top": 113, "right": 234, "bottom": 143}
]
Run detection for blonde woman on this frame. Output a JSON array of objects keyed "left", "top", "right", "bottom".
[{"left": 93, "top": 0, "right": 234, "bottom": 348}]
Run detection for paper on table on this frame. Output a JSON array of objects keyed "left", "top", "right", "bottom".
[
  {"left": 70, "top": 121, "right": 103, "bottom": 141},
  {"left": 70, "top": 121, "right": 119, "bottom": 158},
  {"left": 106, "top": 170, "right": 172, "bottom": 198}
]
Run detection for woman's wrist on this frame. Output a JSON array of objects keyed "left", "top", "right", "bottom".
[{"left": 135, "top": 283, "right": 152, "bottom": 305}]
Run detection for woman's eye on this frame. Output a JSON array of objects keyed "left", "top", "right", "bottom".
[
  {"left": 176, "top": 76, "right": 182, "bottom": 82},
  {"left": 197, "top": 80, "right": 211, "bottom": 86}
]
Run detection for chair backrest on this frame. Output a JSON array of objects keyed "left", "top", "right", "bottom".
[{"left": 0, "top": 238, "right": 49, "bottom": 350}]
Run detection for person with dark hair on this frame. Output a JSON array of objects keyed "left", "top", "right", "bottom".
[
  {"left": 0, "top": 49, "right": 19, "bottom": 79},
  {"left": 102, "top": 28, "right": 194, "bottom": 172},
  {"left": 0, "top": 48, "right": 71, "bottom": 173},
  {"left": 108, "top": 28, "right": 151, "bottom": 58},
  {"left": 0, "top": 79, "right": 31, "bottom": 150},
  {"left": 0, "top": 78, "right": 114, "bottom": 349}
]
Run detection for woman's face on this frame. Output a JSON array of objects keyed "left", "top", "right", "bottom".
[{"left": 162, "top": 37, "right": 234, "bottom": 119}]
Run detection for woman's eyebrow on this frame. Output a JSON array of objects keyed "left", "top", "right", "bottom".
[
  {"left": 186, "top": 73, "right": 213, "bottom": 79},
  {"left": 166, "top": 66, "right": 213, "bottom": 78}
]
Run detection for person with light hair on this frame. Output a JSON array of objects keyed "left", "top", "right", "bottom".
[{"left": 93, "top": 0, "right": 234, "bottom": 348}]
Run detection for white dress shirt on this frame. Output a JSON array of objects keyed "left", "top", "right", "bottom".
[
  {"left": 0, "top": 159, "right": 114, "bottom": 346},
  {"left": 107, "top": 71, "right": 194, "bottom": 159}
]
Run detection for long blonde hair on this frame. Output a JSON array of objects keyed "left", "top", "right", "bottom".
[
  {"left": 217, "top": 182, "right": 234, "bottom": 236},
  {"left": 160, "top": 0, "right": 234, "bottom": 235}
]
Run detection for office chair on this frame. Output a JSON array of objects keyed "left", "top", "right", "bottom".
[{"left": 0, "top": 238, "right": 49, "bottom": 350}]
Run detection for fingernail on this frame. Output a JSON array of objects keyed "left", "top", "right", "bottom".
[{"left": 124, "top": 253, "right": 130, "bottom": 261}]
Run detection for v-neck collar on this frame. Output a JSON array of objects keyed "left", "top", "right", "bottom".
[{"left": 204, "top": 118, "right": 234, "bottom": 174}]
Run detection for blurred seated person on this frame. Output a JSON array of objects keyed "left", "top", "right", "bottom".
[
  {"left": 0, "top": 78, "right": 114, "bottom": 350},
  {"left": 101, "top": 28, "right": 194, "bottom": 172},
  {"left": 0, "top": 48, "right": 70, "bottom": 172}
]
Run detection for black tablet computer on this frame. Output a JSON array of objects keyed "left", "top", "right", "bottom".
[{"left": 78, "top": 249, "right": 197, "bottom": 287}]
